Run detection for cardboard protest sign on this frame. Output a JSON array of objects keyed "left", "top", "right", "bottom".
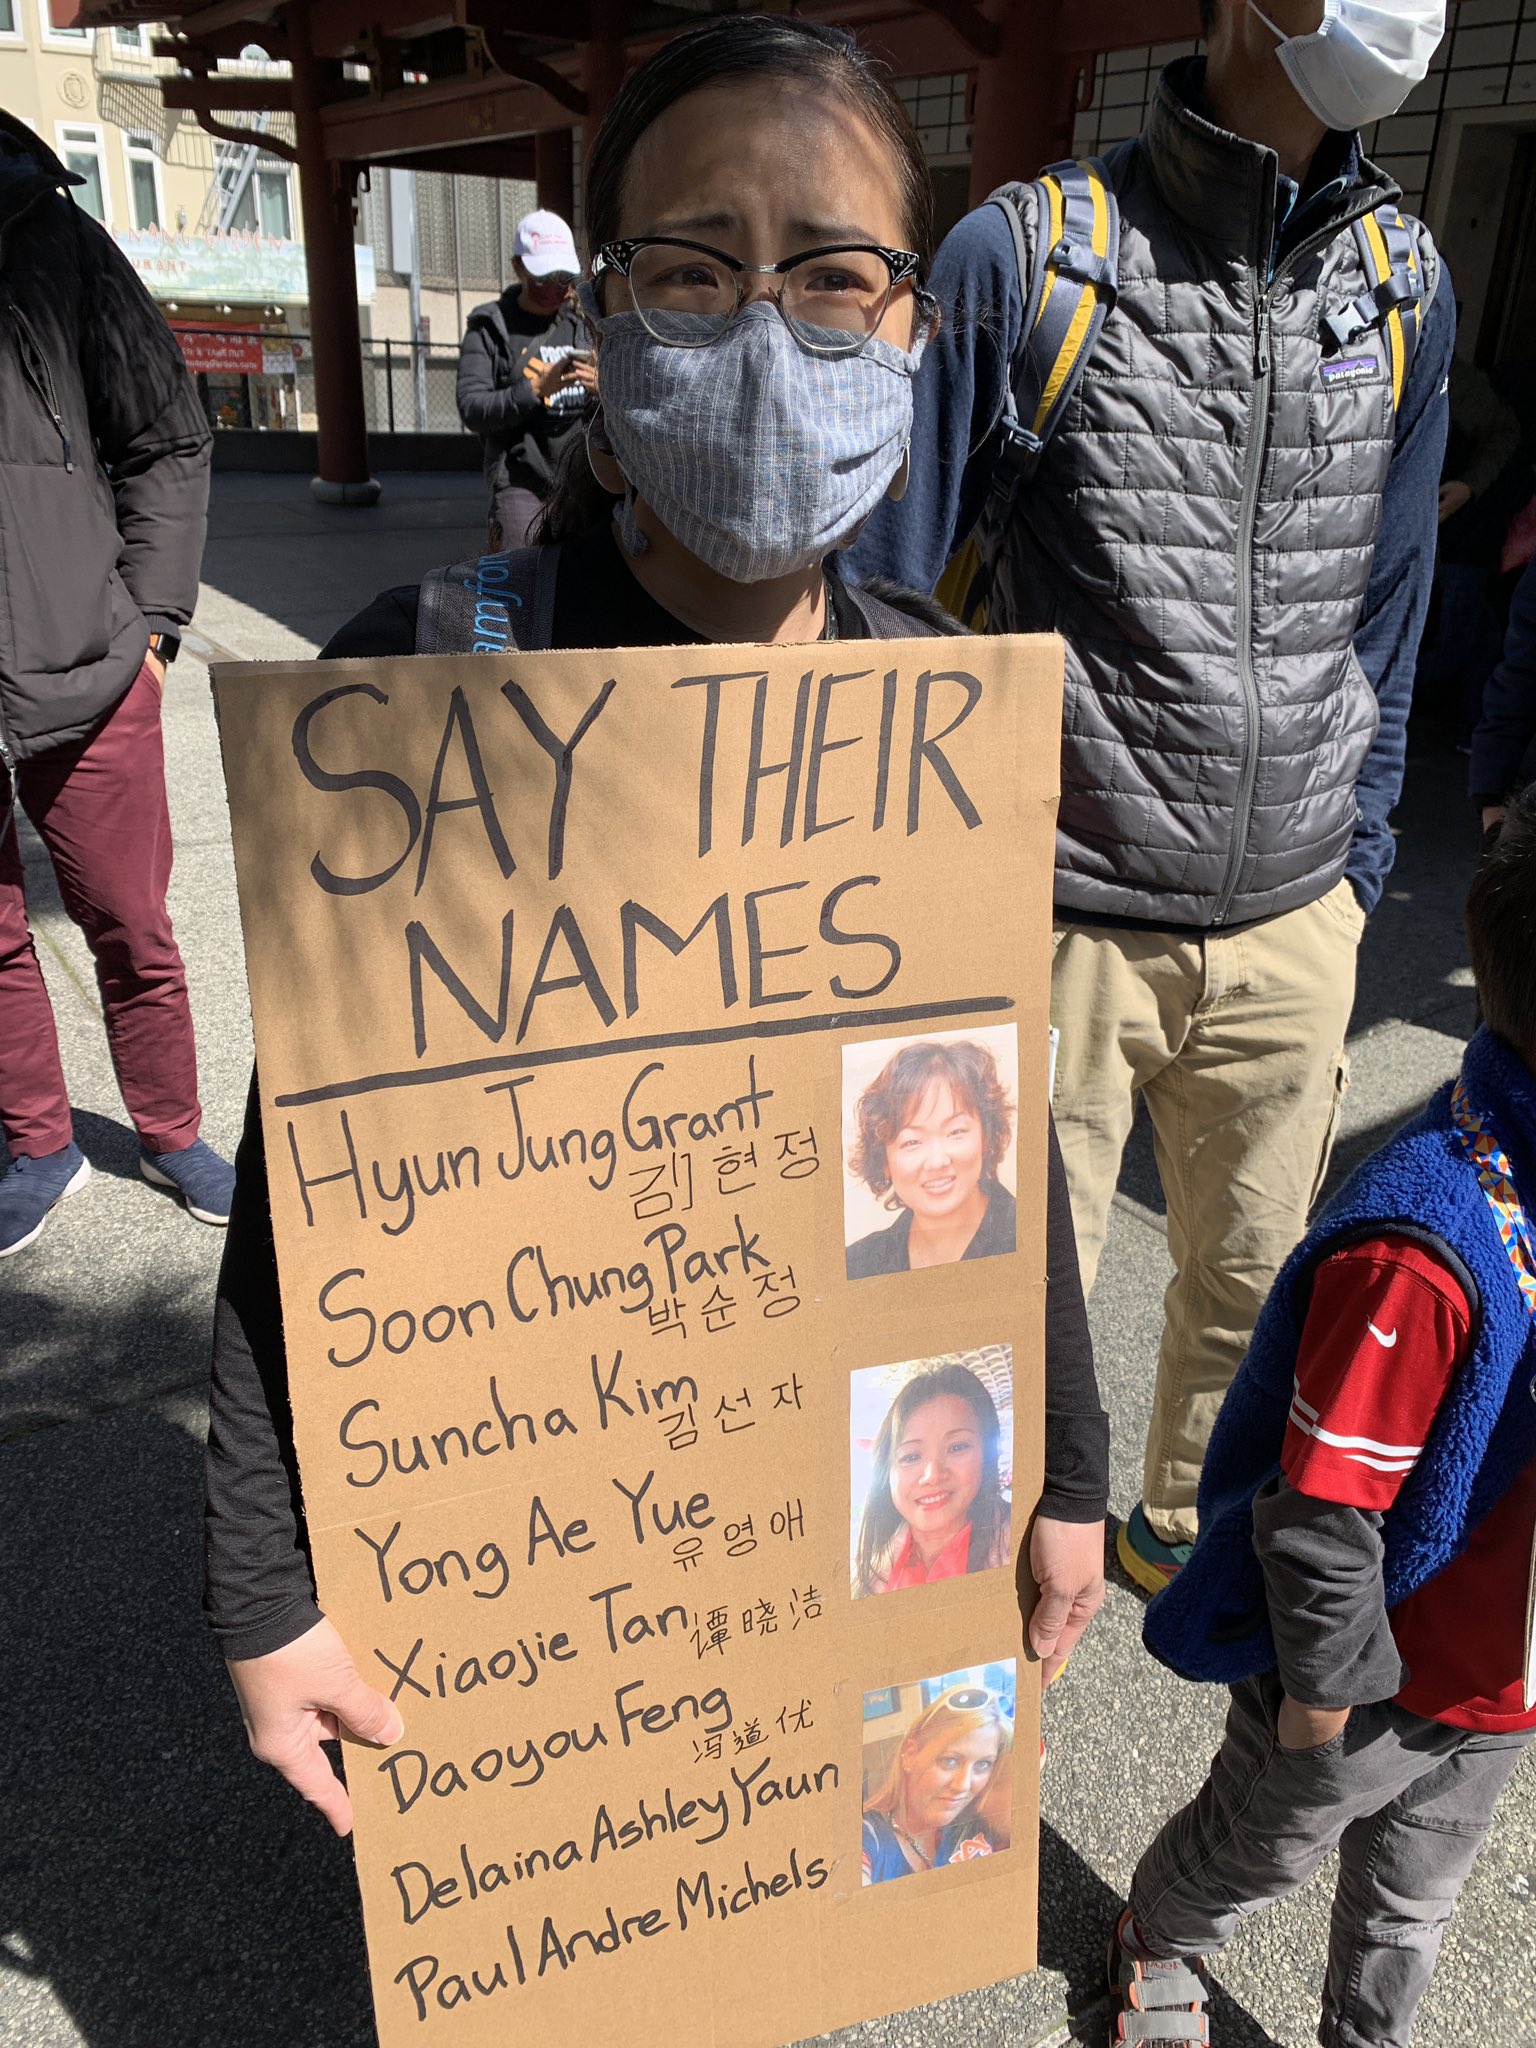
[{"left": 213, "top": 630, "right": 1063, "bottom": 2048}]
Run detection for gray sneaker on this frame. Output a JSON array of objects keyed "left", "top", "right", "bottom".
[{"left": 0, "top": 1142, "right": 91, "bottom": 1257}]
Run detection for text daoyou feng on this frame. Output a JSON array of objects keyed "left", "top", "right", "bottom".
[{"left": 287, "top": 661, "right": 990, "bottom": 1062}]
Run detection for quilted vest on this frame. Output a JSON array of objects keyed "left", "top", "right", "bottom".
[
  {"left": 992, "top": 65, "right": 1440, "bottom": 928},
  {"left": 1143, "top": 1026, "right": 1536, "bottom": 1687}
]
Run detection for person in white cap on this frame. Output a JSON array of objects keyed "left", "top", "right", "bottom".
[{"left": 456, "top": 208, "right": 595, "bottom": 548}]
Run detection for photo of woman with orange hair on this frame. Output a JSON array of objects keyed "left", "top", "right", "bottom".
[
  {"left": 860, "top": 1673, "right": 1014, "bottom": 1885},
  {"left": 843, "top": 1029, "right": 1017, "bottom": 1280}
]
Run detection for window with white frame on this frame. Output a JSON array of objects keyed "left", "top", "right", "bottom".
[
  {"left": 0, "top": 0, "right": 23, "bottom": 43},
  {"left": 37, "top": 0, "right": 88, "bottom": 45},
  {"left": 228, "top": 157, "right": 293, "bottom": 239},
  {"left": 124, "top": 130, "right": 162, "bottom": 230},
  {"left": 112, "top": 22, "right": 146, "bottom": 52},
  {"left": 57, "top": 123, "right": 107, "bottom": 222}
]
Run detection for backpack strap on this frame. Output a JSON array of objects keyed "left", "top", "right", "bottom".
[
  {"left": 1326, "top": 203, "right": 1425, "bottom": 411},
  {"left": 1002, "top": 157, "right": 1119, "bottom": 477},
  {"left": 414, "top": 543, "right": 559, "bottom": 655},
  {"left": 940, "top": 158, "right": 1119, "bottom": 628}
]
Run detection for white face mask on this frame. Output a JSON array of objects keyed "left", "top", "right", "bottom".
[{"left": 1249, "top": 1, "right": 1445, "bottom": 132}]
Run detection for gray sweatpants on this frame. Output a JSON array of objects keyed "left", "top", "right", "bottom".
[{"left": 1129, "top": 1674, "right": 1528, "bottom": 2048}]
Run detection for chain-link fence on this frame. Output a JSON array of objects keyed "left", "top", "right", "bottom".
[
  {"left": 178, "top": 325, "right": 474, "bottom": 435},
  {"left": 360, "top": 339, "right": 467, "bottom": 434}
]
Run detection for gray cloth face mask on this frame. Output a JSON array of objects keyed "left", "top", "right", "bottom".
[{"left": 581, "top": 293, "right": 928, "bottom": 584}]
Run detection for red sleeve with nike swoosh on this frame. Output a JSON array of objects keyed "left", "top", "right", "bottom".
[{"left": 1281, "top": 1237, "right": 1473, "bottom": 1514}]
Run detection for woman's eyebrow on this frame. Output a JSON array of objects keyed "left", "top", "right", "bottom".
[
  {"left": 640, "top": 213, "right": 882, "bottom": 244},
  {"left": 646, "top": 211, "right": 739, "bottom": 235},
  {"left": 790, "top": 217, "right": 880, "bottom": 243}
]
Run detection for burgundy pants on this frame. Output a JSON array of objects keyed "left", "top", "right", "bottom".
[{"left": 0, "top": 665, "right": 201, "bottom": 1158}]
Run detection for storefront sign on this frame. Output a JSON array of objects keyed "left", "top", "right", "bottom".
[
  {"left": 213, "top": 629, "right": 1063, "bottom": 2048},
  {"left": 115, "top": 227, "right": 375, "bottom": 304}
]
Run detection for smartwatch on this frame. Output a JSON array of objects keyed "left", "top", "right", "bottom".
[{"left": 148, "top": 630, "right": 181, "bottom": 665}]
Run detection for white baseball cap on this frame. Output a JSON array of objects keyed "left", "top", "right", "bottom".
[{"left": 514, "top": 210, "right": 580, "bottom": 279}]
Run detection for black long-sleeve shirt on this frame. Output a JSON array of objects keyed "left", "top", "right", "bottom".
[{"left": 203, "top": 529, "right": 1111, "bottom": 1660}]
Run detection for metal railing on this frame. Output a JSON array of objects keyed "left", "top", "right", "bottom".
[
  {"left": 175, "top": 322, "right": 475, "bottom": 435},
  {"left": 360, "top": 338, "right": 470, "bottom": 435}
]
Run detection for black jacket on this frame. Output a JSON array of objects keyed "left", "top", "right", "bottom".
[
  {"left": 0, "top": 113, "right": 210, "bottom": 766},
  {"left": 846, "top": 1177, "right": 1018, "bottom": 1279},
  {"left": 1470, "top": 553, "right": 1536, "bottom": 807},
  {"left": 454, "top": 284, "right": 588, "bottom": 496}
]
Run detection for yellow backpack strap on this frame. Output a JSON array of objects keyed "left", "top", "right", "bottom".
[
  {"left": 1011, "top": 158, "right": 1119, "bottom": 454},
  {"left": 1327, "top": 204, "right": 1424, "bottom": 412},
  {"left": 936, "top": 158, "right": 1119, "bottom": 628}
]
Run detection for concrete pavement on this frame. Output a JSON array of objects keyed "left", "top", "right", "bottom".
[{"left": 1, "top": 472, "right": 1530, "bottom": 2048}]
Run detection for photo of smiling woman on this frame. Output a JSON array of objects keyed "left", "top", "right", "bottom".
[
  {"left": 850, "top": 1348, "right": 1012, "bottom": 1597},
  {"left": 861, "top": 1671, "right": 1014, "bottom": 1885},
  {"left": 844, "top": 1028, "right": 1017, "bottom": 1279}
]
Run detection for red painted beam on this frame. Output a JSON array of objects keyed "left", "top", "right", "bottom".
[
  {"left": 318, "top": 69, "right": 571, "bottom": 158},
  {"left": 1057, "top": 0, "right": 1200, "bottom": 54}
]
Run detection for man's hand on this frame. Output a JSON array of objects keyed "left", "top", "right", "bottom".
[
  {"left": 523, "top": 355, "right": 566, "bottom": 401},
  {"left": 227, "top": 1617, "right": 405, "bottom": 1837},
  {"left": 1277, "top": 1694, "right": 1350, "bottom": 1752},
  {"left": 1438, "top": 479, "right": 1473, "bottom": 523},
  {"left": 144, "top": 649, "right": 166, "bottom": 691},
  {"left": 565, "top": 355, "right": 598, "bottom": 395},
  {"left": 1028, "top": 1516, "right": 1106, "bottom": 1683}
]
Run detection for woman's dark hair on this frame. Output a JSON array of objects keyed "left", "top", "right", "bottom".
[
  {"left": 850, "top": 1039, "right": 1014, "bottom": 1202},
  {"left": 1466, "top": 779, "right": 1536, "bottom": 1060},
  {"left": 536, "top": 13, "right": 934, "bottom": 544},
  {"left": 854, "top": 1364, "right": 1007, "bottom": 1597},
  {"left": 1199, "top": 0, "right": 1218, "bottom": 36}
]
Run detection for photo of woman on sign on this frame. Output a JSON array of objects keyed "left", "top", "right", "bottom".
[
  {"left": 851, "top": 1351, "right": 1012, "bottom": 1598},
  {"left": 861, "top": 1676, "right": 1014, "bottom": 1885},
  {"left": 844, "top": 1030, "right": 1016, "bottom": 1278},
  {"left": 203, "top": 12, "right": 1108, "bottom": 1836}
]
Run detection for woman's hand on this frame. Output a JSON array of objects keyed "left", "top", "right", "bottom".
[
  {"left": 1028, "top": 1516, "right": 1106, "bottom": 1684},
  {"left": 227, "top": 1617, "right": 405, "bottom": 1837}
]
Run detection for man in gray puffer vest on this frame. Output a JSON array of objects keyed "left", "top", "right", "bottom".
[{"left": 849, "top": 0, "right": 1452, "bottom": 1592}]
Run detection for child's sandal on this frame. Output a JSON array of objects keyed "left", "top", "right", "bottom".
[{"left": 1107, "top": 1910, "right": 1209, "bottom": 2046}]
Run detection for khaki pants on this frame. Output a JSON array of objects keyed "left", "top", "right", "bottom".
[{"left": 1051, "top": 879, "right": 1365, "bottom": 1543}]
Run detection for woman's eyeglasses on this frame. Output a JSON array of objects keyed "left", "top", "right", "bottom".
[{"left": 592, "top": 236, "right": 935, "bottom": 357}]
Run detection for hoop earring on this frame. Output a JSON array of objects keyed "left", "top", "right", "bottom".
[{"left": 584, "top": 408, "right": 627, "bottom": 496}]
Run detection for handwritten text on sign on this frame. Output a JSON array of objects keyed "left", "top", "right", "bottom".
[{"left": 214, "top": 633, "right": 1063, "bottom": 2048}]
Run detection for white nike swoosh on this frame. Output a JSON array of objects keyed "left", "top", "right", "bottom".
[{"left": 1367, "top": 1322, "right": 1398, "bottom": 1349}]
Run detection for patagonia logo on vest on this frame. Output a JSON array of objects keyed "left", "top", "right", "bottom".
[
  {"left": 1321, "top": 351, "right": 1383, "bottom": 389},
  {"left": 463, "top": 552, "right": 525, "bottom": 655}
]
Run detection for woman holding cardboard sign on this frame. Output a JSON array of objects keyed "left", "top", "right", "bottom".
[{"left": 205, "top": 12, "right": 1111, "bottom": 1836}]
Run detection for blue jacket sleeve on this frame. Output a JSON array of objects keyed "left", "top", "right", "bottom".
[
  {"left": 1345, "top": 273, "right": 1455, "bottom": 914},
  {"left": 844, "top": 202, "right": 1025, "bottom": 595},
  {"left": 1469, "top": 554, "right": 1536, "bottom": 804}
]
